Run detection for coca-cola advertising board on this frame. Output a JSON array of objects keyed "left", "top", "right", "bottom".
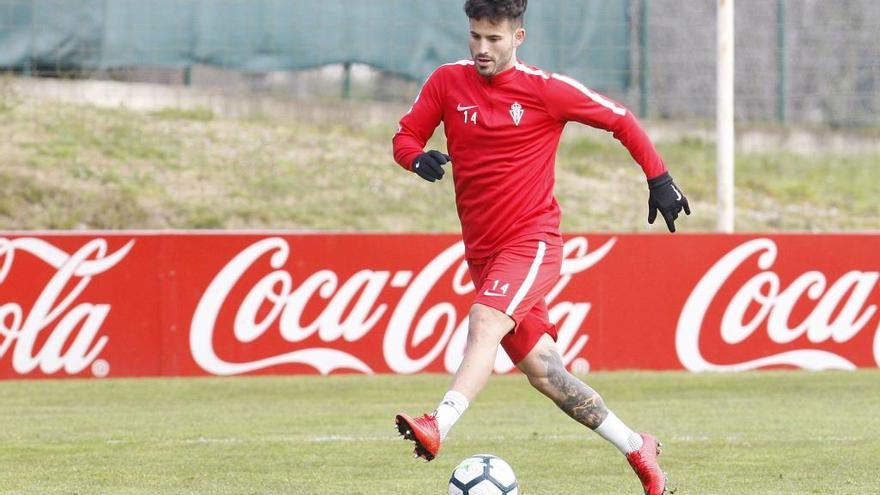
[{"left": 1, "top": 232, "right": 878, "bottom": 379}]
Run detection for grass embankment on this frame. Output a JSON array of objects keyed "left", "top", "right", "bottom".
[
  {"left": 0, "top": 371, "right": 878, "bottom": 494},
  {"left": 1, "top": 93, "right": 878, "bottom": 232}
]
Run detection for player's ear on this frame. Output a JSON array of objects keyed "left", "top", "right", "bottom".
[{"left": 513, "top": 28, "right": 525, "bottom": 47}]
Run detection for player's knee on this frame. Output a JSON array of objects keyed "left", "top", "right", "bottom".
[
  {"left": 467, "top": 305, "right": 511, "bottom": 342},
  {"left": 467, "top": 307, "right": 490, "bottom": 333}
]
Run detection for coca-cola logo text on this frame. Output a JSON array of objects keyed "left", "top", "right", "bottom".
[
  {"left": 0, "top": 237, "right": 133, "bottom": 376},
  {"left": 190, "top": 236, "right": 615, "bottom": 375},
  {"left": 677, "top": 238, "right": 880, "bottom": 371}
]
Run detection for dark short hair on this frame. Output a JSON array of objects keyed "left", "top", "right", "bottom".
[{"left": 464, "top": 0, "right": 527, "bottom": 26}]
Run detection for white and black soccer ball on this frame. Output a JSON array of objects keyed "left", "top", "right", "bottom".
[{"left": 448, "top": 454, "right": 518, "bottom": 495}]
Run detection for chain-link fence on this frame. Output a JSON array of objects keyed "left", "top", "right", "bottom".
[
  {"left": 645, "top": 0, "right": 880, "bottom": 127},
  {"left": 2, "top": 0, "right": 879, "bottom": 126}
]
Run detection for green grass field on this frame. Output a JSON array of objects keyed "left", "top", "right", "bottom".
[{"left": 2, "top": 370, "right": 878, "bottom": 494}]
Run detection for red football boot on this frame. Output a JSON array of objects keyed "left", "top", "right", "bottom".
[
  {"left": 625, "top": 433, "right": 671, "bottom": 495},
  {"left": 395, "top": 413, "right": 441, "bottom": 461}
]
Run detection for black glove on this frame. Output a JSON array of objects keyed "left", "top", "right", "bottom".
[
  {"left": 648, "top": 172, "right": 690, "bottom": 232},
  {"left": 411, "top": 150, "right": 451, "bottom": 182}
]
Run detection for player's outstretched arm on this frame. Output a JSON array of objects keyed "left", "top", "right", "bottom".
[
  {"left": 647, "top": 172, "right": 690, "bottom": 232},
  {"left": 411, "top": 150, "right": 452, "bottom": 182},
  {"left": 543, "top": 73, "right": 689, "bottom": 232}
]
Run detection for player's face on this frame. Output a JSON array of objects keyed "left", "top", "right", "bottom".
[{"left": 468, "top": 18, "right": 525, "bottom": 78}]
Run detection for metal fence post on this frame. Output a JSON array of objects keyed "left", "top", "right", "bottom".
[
  {"left": 343, "top": 61, "right": 352, "bottom": 100},
  {"left": 717, "top": 0, "right": 735, "bottom": 233},
  {"left": 639, "top": 0, "right": 649, "bottom": 118},
  {"left": 777, "top": 0, "right": 787, "bottom": 123}
]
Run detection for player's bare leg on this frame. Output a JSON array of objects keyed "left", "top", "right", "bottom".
[
  {"left": 516, "top": 334, "right": 611, "bottom": 428},
  {"left": 517, "top": 335, "right": 670, "bottom": 494},
  {"left": 448, "top": 304, "right": 514, "bottom": 400},
  {"left": 396, "top": 303, "right": 513, "bottom": 461}
]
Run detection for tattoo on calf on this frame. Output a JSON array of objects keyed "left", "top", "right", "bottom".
[{"left": 539, "top": 351, "right": 609, "bottom": 429}]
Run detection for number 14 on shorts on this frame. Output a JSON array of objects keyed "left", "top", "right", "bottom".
[{"left": 483, "top": 280, "right": 510, "bottom": 297}]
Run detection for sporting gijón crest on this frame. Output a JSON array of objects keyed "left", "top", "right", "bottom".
[{"left": 509, "top": 101, "right": 524, "bottom": 126}]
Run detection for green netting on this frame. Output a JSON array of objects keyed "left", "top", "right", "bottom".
[{"left": 0, "top": 0, "right": 630, "bottom": 90}]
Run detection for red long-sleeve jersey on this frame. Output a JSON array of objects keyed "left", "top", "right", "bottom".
[{"left": 393, "top": 59, "right": 667, "bottom": 260}]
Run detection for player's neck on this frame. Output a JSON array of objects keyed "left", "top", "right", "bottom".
[{"left": 481, "top": 58, "right": 517, "bottom": 82}]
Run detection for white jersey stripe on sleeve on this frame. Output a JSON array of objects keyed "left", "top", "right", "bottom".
[
  {"left": 506, "top": 241, "right": 547, "bottom": 315},
  {"left": 404, "top": 89, "right": 422, "bottom": 116},
  {"left": 514, "top": 62, "right": 550, "bottom": 80},
  {"left": 551, "top": 73, "right": 627, "bottom": 116}
]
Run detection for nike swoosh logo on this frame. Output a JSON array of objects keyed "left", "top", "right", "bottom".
[
  {"left": 414, "top": 162, "right": 420, "bottom": 169},
  {"left": 482, "top": 290, "right": 506, "bottom": 297},
  {"left": 457, "top": 104, "right": 478, "bottom": 111},
  {"left": 672, "top": 185, "right": 682, "bottom": 201}
]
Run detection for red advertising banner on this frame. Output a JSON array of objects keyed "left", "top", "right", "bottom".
[{"left": 0, "top": 232, "right": 878, "bottom": 379}]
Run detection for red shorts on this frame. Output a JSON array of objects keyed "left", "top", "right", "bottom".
[{"left": 468, "top": 239, "right": 563, "bottom": 364}]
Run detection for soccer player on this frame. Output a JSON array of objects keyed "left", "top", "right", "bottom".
[{"left": 392, "top": 1, "right": 688, "bottom": 494}]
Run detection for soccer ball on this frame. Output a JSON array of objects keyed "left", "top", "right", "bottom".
[{"left": 448, "top": 454, "right": 518, "bottom": 495}]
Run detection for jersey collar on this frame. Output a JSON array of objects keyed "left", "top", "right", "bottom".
[{"left": 470, "top": 60, "right": 523, "bottom": 87}]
